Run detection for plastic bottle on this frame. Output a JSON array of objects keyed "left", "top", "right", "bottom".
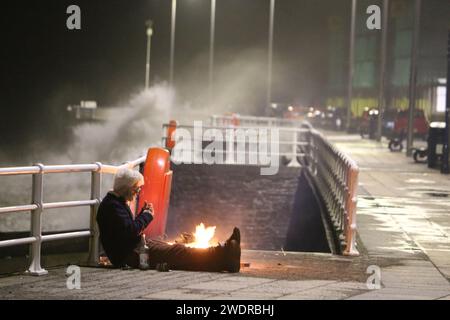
[{"left": 139, "top": 234, "right": 149, "bottom": 270}]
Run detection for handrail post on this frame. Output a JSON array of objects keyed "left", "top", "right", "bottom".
[
  {"left": 310, "top": 131, "right": 318, "bottom": 176},
  {"left": 88, "top": 162, "right": 102, "bottom": 266},
  {"left": 28, "top": 163, "right": 47, "bottom": 276},
  {"left": 344, "top": 164, "right": 359, "bottom": 256},
  {"left": 287, "top": 131, "right": 301, "bottom": 167},
  {"left": 304, "top": 125, "right": 313, "bottom": 172}
]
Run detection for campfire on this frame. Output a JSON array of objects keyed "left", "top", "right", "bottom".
[{"left": 171, "top": 223, "right": 217, "bottom": 248}]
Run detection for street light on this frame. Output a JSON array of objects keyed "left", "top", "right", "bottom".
[
  {"left": 145, "top": 20, "right": 153, "bottom": 90},
  {"left": 441, "top": 29, "right": 450, "bottom": 174},
  {"left": 376, "top": 0, "right": 389, "bottom": 141},
  {"left": 266, "top": 0, "right": 275, "bottom": 113},
  {"left": 169, "top": 0, "right": 177, "bottom": 86},
  {"left": 406, "top": 0, "right": 421, "bottom": 156},
  {"left": 208, "top": 0, "right": 216, "bottom": 106},
  {"left": 168, "top": 0, "right": 215, "bottom": 98},
  {"left": 346, "top": 0, "right": 357, "bottom": 132}
]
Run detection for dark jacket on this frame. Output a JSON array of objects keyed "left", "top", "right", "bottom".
[{"left": 96, "top": 192, "right": 153, "bottom": 267}]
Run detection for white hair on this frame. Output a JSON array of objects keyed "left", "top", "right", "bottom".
[{"left": 113, "top": 168, "right": 144, "bottom": 197}]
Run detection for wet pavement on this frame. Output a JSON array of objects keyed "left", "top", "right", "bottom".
[
  {"left": 325, "top": 132, "right": 450, "bottom": 299},
  {"left": 326, "top": 132, "right": 450, "bottom": 276}
]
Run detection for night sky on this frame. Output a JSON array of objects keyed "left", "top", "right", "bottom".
[{"left": 1, "top": 0, "right": 345, "bottom": 155}]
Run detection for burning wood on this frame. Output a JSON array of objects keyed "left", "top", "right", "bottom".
[
  {"left": 174, "top": 232, "right": 195, "bottom": 244},
  {"left": 172, "top": 223, "right": 217, "bottom": 248}
]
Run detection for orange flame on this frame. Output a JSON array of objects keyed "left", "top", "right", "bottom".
[{"left": 185, "top": 223, "right": 216, "bottom": 248}]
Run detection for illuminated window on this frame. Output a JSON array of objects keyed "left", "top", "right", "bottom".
[{"left": 436, "top": 86, "right": 446, "bottom": 113}]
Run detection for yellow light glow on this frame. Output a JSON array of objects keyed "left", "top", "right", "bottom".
[{"left": 185, "top": 223, "right": 216, "bottom": 249}]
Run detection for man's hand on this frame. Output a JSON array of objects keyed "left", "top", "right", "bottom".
[{"left": 142, "top": 201, "right": 154, "bottom": 217}]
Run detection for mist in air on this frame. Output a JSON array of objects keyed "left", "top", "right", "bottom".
[{"left": 0, "top": 48, "right": 274, "bottom": 232}]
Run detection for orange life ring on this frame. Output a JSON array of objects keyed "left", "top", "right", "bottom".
[{"left": 137, "top": 147, "right": 173, "bottom": 239}]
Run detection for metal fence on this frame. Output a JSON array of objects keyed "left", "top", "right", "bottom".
[
  {"left": 161, "top": 122, "right": 310, "bottom": 167},
  {"left": 0, "top": 156, "right": 146, "bottom": 275},
  {"left": 210, "top": 114, "right": 303, "bottom": 128},
  {"left": 301, "top": 128, "right": 359, "bottom": 255}
]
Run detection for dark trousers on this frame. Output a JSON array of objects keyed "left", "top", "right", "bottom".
[{"left": 125, "top": 239, "right": 224, "bottom": 272}]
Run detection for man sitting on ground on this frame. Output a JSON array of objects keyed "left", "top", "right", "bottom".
[{"left": 96, "top": 167, "right": 241, "bottom": 272}]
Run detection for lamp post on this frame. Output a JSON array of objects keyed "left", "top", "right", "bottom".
[
  {"left": 145, "top": 20, "right": 153, "bottom": 90},
  {"left": 209, "top": 0, "right": 216, "bottom": 106},
  {"left": 266, "top": 0, "right": 275, "bottom": 113},
  {"left": 346, "top": 0, "right": 357, "bottom": 132},
  {"left": 441, "top": 29, "right": 450, "bottom": 174},
  {"left": 169, "top": 0, "right": 177, "bottom": 86},
  {"left": 406, "top": 0, "right": 421, "bottom": 156},
  {"left": 376, "top": 0, "right": 389, "bottom": 142}
]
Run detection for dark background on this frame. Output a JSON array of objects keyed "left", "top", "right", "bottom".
[{"left": 0, "top": 0, "right": 344, "bottom": 156}]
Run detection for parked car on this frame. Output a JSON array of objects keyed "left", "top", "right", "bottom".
[
  {"left": 393, "top": 109, "right": 429, "bottom": 140},
  {"left": 359, "top": 107, "right": 411, "bottom": 140},
  {"left": 387, "top": 109, "right": 429, "bottom": 152}
]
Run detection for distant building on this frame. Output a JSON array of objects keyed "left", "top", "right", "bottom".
[{"left": 326, "top": 0, "right": 449, "bottom": 120}]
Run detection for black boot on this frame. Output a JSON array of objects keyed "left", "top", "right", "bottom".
[
  {"left": 228, "top": 227, "right": 240, "bottom": 244},
  {"left": 223, "top": 227, "right": 241, "bottom": 273}
]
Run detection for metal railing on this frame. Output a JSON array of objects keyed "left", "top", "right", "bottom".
[
  {"left": 161, "top": 122, "right": 310, "bottom": 167},
  {"left": 210, "top": 114, "right": 303, "bottom": 128},
  {"left": 0, "top": 156, "right": 146, "bottom": 275},
  {"left": 301, "top": 128, "right": 359, "bottom": 255}
]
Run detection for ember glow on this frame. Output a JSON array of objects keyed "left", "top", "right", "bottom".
[{"left": 185, "top": 223, "right": 216, "bottom": 249}]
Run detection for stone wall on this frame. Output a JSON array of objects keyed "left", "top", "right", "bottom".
[{"left": 166, "top": 164, "right": 302, "bottom": 251}]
